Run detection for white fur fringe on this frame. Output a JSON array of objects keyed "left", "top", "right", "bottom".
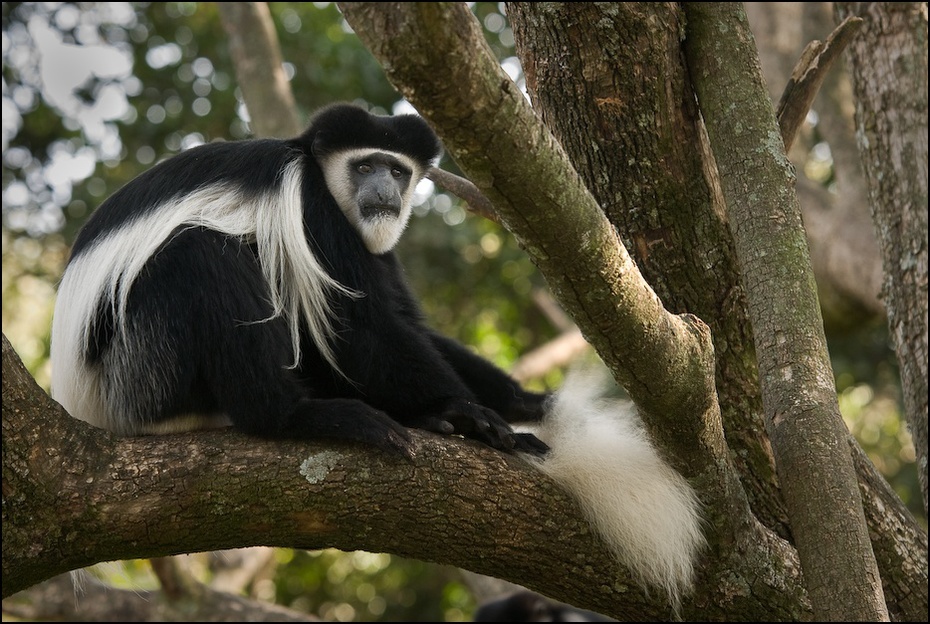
[{"left": 519, "top": 369, "right": 705, "bottom": 612}]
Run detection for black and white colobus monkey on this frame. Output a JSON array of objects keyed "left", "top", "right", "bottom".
[
  {"left": 51, "top": 103, "right": 704, "bottom": 610},
  {"left": 51, "top": 102, "right": 547, "bottom": 456}
]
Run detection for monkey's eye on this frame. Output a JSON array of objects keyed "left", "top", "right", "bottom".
[
  {"left": 391, "top": 168, "right": 404, "bottom": 179},
  {"left": 357, "top": 163, "right": 373, "bottom": 174}
]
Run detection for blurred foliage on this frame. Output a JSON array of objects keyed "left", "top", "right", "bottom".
[
  {"left": 273, "top": 550, "right": 476, "bottom": 622},
  {"left": 1, "top": 1, "right": 923, "bottom": 620},
  {"left": 1, "top": 228, "right": 65, "bottom": 389},
  {"left": 1, "top": 1, "right": 401, "bottom": 242},
  {"left": 85, "top": 550, "right": 477, "bottom": 622},
  {"left": 831, "top": 323, "right": 924, "bottom": 523}
]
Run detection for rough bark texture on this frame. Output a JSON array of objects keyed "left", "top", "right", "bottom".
[
  {"left": 1, "top": 331, "right": 805, "bottom": 621},
  {"left": 747, "top": 4, "right": 928, "bottom": 614},
  {"left": 834, "top": 1, "right": 929, "bottom": 516},
  {"left": 747, "top": 2, "right": 885, "bottom": 326},
  {"left": 684, "top": 4, "right": 888, "bottom": 620},
  {"left": 773, "top": 16, "right": 862, "bottom": 153},
  {"left": 849, "top": 439, "right": 929, "bottom": 620},
  {"left": 335, "top": 3, "right": 722, "bottom": 477},
  {"left": 505, "top": 5, "right": 926, "bottom": 617},
  {"left": 506, "top": 0, "right": 790, "bottom": 544}
]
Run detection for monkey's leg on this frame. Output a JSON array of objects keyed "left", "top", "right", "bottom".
[{"left": 118, "top": 228, "right": 412, "bottom": 455}]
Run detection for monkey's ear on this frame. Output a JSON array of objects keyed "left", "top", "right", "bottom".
[{"left": 310, "top": 133, "right": 330, "bottom": 158}]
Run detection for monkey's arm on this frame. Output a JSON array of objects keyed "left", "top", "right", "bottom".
[
  {"left": 426, "top": 332, "right": 549, "bottom": 423},
  {"left": 371, "top": 253, "right": 548, "bottom": 424},
  {"left": 328, "top": 312, "right": 545, "bottom": 455},
  {"left": 315, "top": 253, "right": 544, "bottom": 454}
]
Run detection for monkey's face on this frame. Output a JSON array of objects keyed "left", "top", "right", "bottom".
[{"left": 319, "top": 148, "right": 424, "bottom": 254}]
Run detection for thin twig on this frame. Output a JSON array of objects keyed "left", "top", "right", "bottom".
[
  {"left": 427, "top": 167, "right": 499, "bottom": 223},
  {"left": 776, "top": 15, "right": 863, "bottom": 151}
]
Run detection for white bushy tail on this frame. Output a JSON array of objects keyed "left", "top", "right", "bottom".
[{"left": 519, "top": 369, "right": 705, "bottom": 612}]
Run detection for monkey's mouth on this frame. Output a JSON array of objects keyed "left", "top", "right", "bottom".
[{"left": 360, "top": 203, "right": 401, "bottom": 220}]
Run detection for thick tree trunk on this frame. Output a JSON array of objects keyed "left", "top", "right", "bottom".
[
  {"left": 684, "top": 4, "right": 887, "bottom": 620},
  {"left": 334, "top": 2, "right": 927, "bottom": 619},
  {"left": 834, "top": 1, "right": 929, "bottom": 516},
  {"left": 747, "top": 2, "right": 884, "bottom": 325},
  {"left": 506, "top": 0, "right": 790, "bottom": 542},
  {"left": 337, "top": 3, "right": 825, "bottom": 620}
]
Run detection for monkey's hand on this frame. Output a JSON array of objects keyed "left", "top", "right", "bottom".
[
  {"left": 346, "top": 406, "right": 416, "bottom": 459},
  {"left": 290, "top": 398, "right": 414, "bottom": 460},
  {"left": 411, "top": 399, "right": 549, "bottom": 456}
]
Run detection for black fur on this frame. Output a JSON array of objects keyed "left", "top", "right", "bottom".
[
  {"left": 307, "top": 102, "right": 441, "bottom": 166},
  {"left": 55, "top": 103, "right": 548, "bottom": 457},
  {"left": 473, "top": 591, "right": 616, "bottom": 622}
]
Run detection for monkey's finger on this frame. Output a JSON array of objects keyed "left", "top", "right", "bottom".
[
  {"left": 476, "top": 421, "right": 517, "bottom": 451},
  {"left": 407, "top": 415, "right": 455, "bottom": 435},
  {"left": 439, "top": 406, "right": 486, "bottom": 433},
  {"left": 512, "top": 433, "right": 549, "bottom": 456}
]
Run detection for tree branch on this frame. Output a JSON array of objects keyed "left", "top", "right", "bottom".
[
  {"left": 5, "top": 3, "right": 924, "bottom": 621},
  {"left": 684, "top": 4, "right": 888, "bottom": 620},
  {"left": 834, "top": 0, "right": 929, "bottom": 518},
  {"left": 2, "top": 333, "right": 694, "bottom": 619},
  {"left": 509, "top": 327, "right": 589, "bottom": 384},
  {"left": 426, "top": 167, "right": 499, "bottom": 223},
  {"left": 2, "top": 571, "right": 316, "bottom": 622},
  {"left": 775, "top": 15, "right": 863, "bottom": 152},
  {"left": 217, "top": 2, "right": 304, "bottom": 138},
  {"left": 336, "top": 1, "right": 721, "bottom": 477},
  {"left": 747, "top": 2, "right": 884, "bottom": 324}
]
